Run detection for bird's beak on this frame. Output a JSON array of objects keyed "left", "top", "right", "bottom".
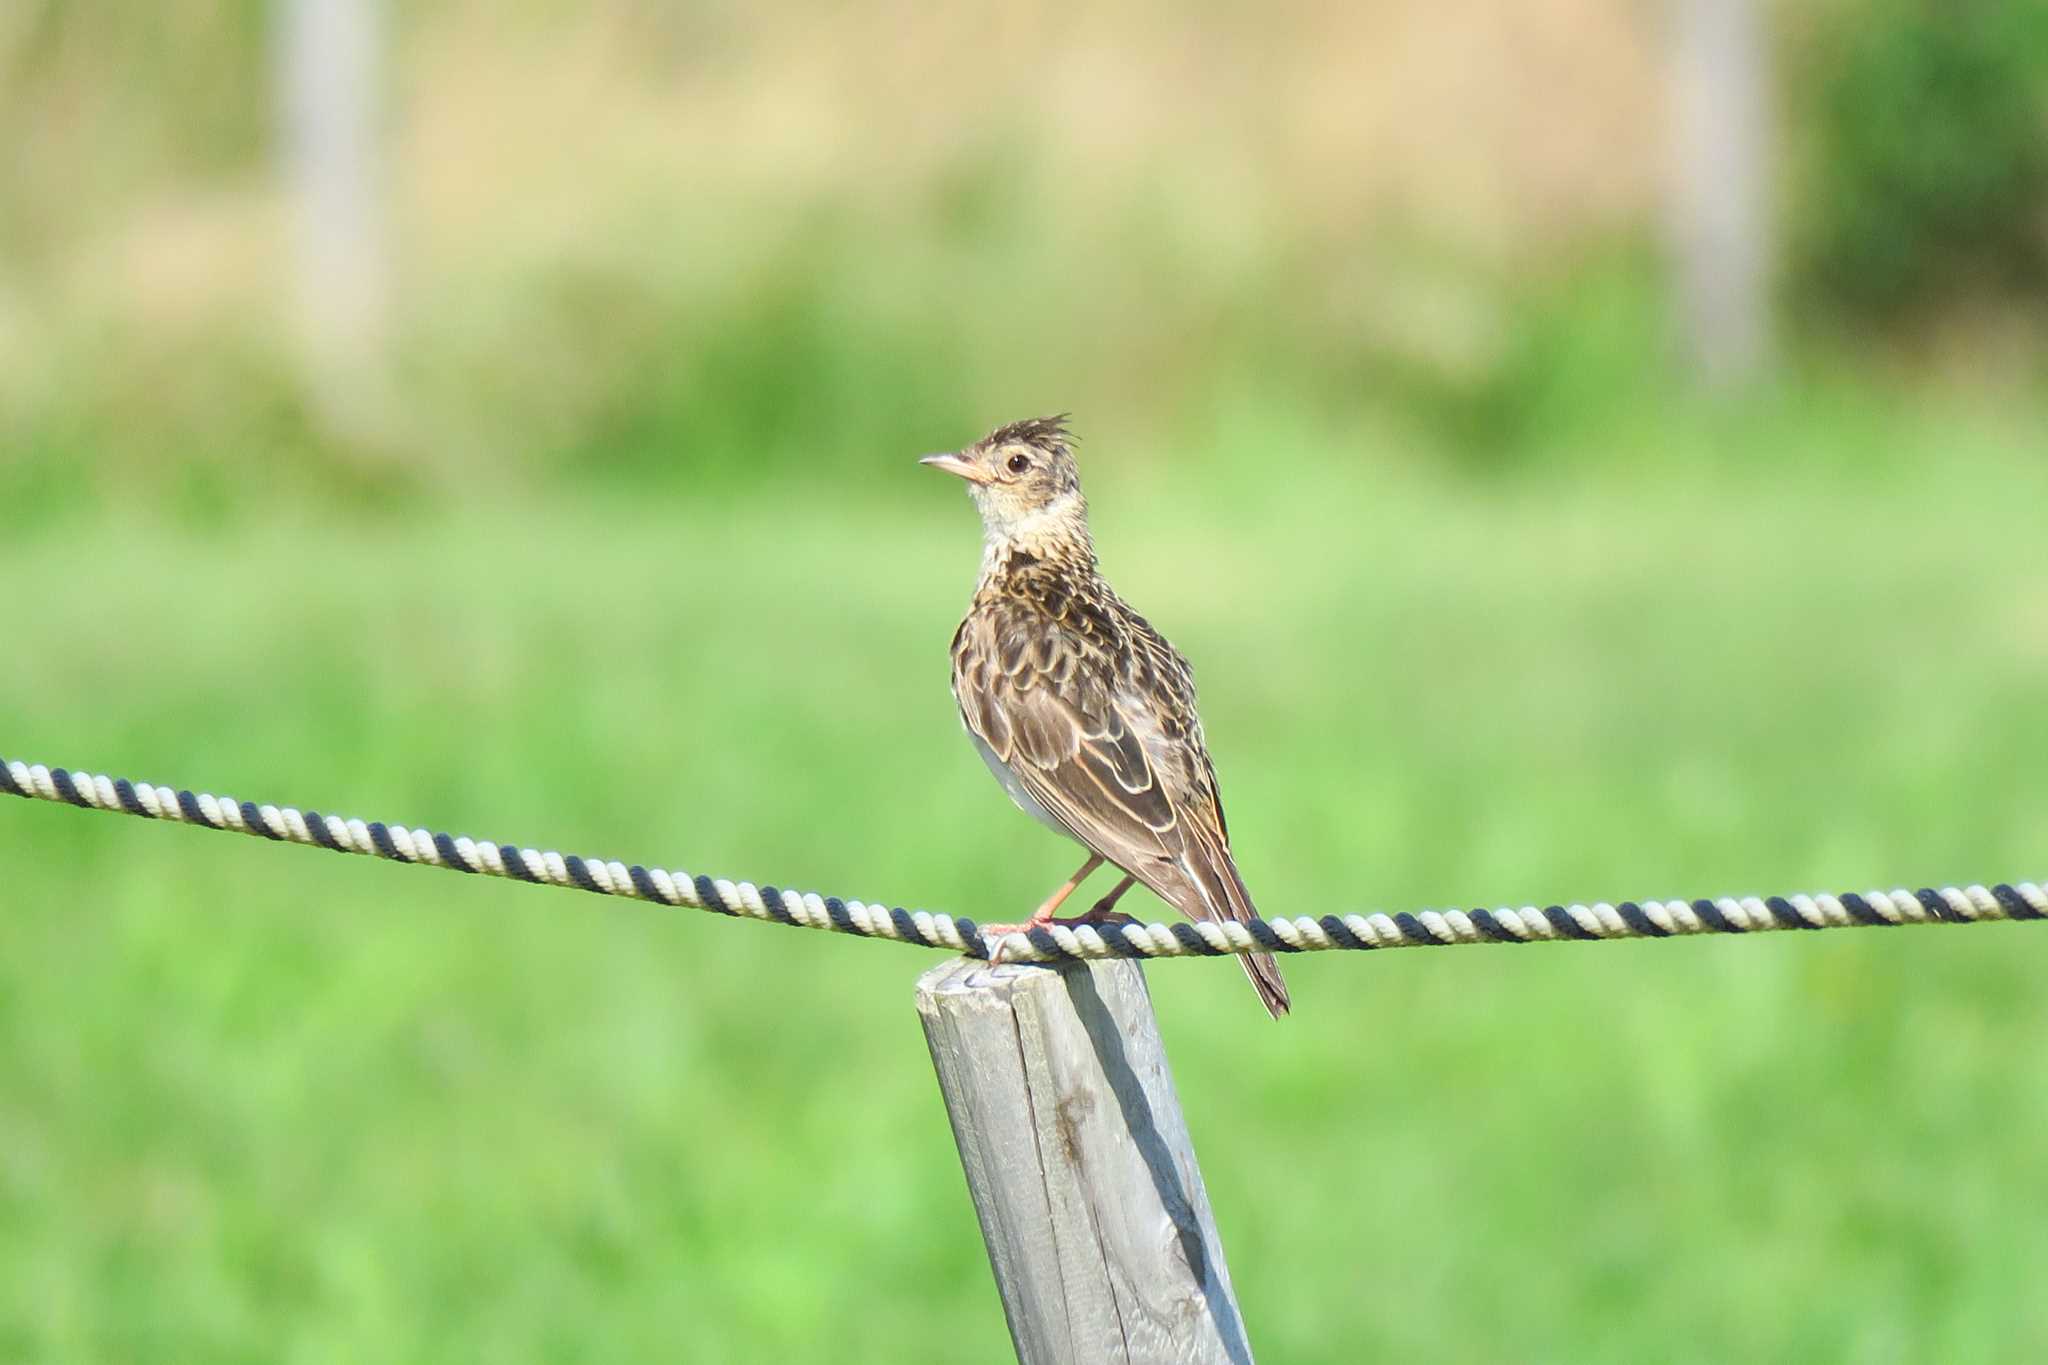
[{"left": 919, "top": 451, "right": 992, "bottom": 484}]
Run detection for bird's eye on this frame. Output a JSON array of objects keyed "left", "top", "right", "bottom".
[{"left": 1006, "top": 453, "right": 1031, "bottom": 474}]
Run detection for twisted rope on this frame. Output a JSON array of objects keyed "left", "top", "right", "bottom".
[{"left": 5, "top": 755, "right": 2043, "bottom": 965}]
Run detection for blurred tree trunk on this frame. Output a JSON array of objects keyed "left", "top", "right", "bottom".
[
  {"left": 276, "top": 0, "right": 394, "bottom": 451},
  {"left": 1668, "top": 0, "right": 1774, "bottom": 390}
]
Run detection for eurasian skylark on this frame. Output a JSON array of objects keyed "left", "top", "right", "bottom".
[{"left": 923, "top": 416, "right": 1290, "bottom": 1017}]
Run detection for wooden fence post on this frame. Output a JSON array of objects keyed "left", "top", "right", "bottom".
[
  {"left": 275, "top": 0, "right": 394, "bottom": 446},
  {"left": 1668, "top": 0, "right": 1774, "bottom": 388},
  {"left": 916, "top": 956, "right": 1254, "bottom": 1365}
]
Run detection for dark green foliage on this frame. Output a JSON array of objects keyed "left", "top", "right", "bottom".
[{"left": 1795, "top": 0, "right": 2048, "bottom": 326}]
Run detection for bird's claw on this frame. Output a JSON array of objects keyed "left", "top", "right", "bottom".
[
  {"left": 978, "top": 920, "right": 1041, "bottom": 966},
  {"left": 981, "top": 905, "right": 1139, "bottom": 963}
]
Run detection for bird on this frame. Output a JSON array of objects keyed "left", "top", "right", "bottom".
[{"left": 922, "top": 416, "right": 1290, "bottom": 1017}]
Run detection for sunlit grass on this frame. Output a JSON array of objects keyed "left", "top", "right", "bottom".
[{"left": 4, "top": 435, "right": 2046, "bottom": 1360}]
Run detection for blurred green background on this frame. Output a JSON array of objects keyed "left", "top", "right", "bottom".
[{"left": 4, "top": 1, "right": 2047, "bottom": 1360}]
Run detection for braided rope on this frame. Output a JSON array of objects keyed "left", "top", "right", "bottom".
[{"left": 5, "top": 755, "right": 2044, "bottom": 965}]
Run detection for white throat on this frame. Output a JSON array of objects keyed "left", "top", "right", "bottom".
[{"left": 976, "top": 489, "right": 1091, "bottom": 574}]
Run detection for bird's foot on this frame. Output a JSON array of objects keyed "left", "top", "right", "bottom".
[
  {"left": 1075, "top": 895, "right": 1139, "bottom": 928},
  {"left": 982, "top": 904, "right": 1138, "bottom": 963},
  {"left": 980, "top": 911, "right": 1053, "bottom": 965}
]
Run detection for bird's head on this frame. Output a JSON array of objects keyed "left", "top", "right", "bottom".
[{"left": 921, "top": 415, "right": 1089, "bottom": 551}]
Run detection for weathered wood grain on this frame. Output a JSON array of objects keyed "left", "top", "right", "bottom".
[{"left": 917, "top": 956, "right": 1253, "bottom": 1365}]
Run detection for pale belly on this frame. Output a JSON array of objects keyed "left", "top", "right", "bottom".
[{"left": 969, "top": 729, "right": 1073, "bottom": 839}]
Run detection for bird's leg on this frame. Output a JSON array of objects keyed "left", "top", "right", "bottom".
[
  {"left": 1031, "top": 853, "right": 1106, "bottom": 921},
  {"left": 983, "top": 854, "right": 1103, "bottom": 963}
]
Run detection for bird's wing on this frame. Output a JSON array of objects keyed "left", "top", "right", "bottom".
[{"left": 953, "top": 599, "right": 1182, "bottom": 876}]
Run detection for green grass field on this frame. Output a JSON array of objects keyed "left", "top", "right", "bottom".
[{"left": 5, "top": 423, "right": 2048, "bottom": 1361}]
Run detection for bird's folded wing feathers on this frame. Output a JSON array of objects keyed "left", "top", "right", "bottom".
[{"left": 956, "top": 608, "right": 1221, "bottom": 912}]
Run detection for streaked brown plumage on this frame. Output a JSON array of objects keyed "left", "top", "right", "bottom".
[{"left": 922, "top": 416, "right": 1290, "bottom": 1017}]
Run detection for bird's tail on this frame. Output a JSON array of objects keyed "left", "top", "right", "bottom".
[
  {"left": 1185, "top": 826, "right": 1291, "bottom": 1018},
  {"left": 1238, "top": 945, "right": 1292, "bottom": 1020},
  {"left": 1229, "top": 919, "right": 1291, "bottom": 1020}
]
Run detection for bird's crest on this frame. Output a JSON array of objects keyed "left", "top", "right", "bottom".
[{"left": 982, "top": 414, "right": 1074, "bottom": 453}]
